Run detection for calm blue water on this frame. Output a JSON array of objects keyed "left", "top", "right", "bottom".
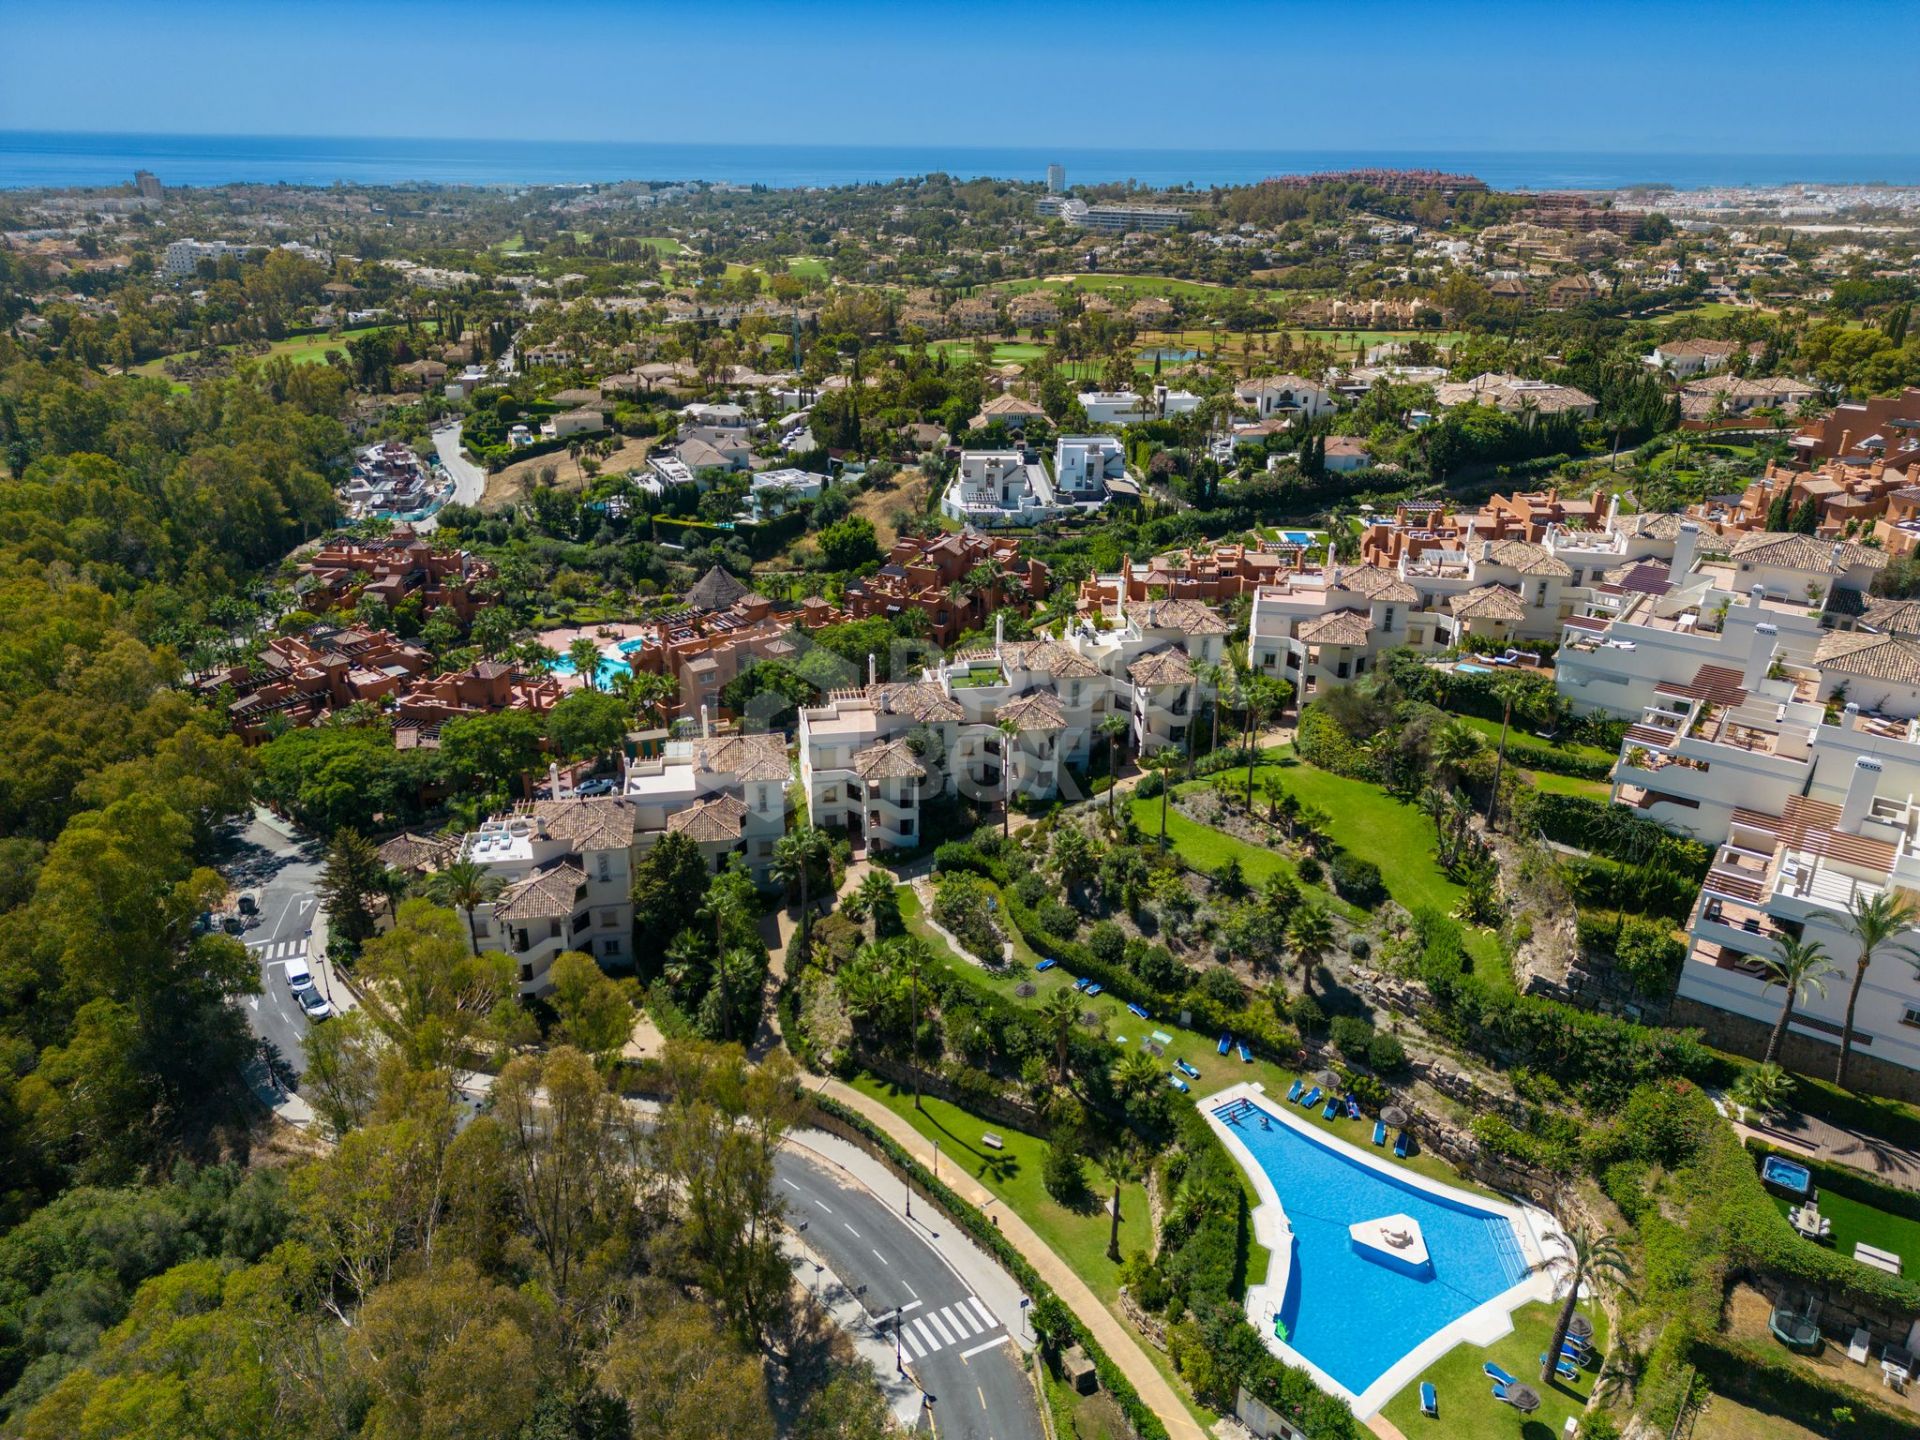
[
  {"left": 4, "top": 131, "right": 1918, "bottom": 191},
  {"left": 1218, "top": 1098, "right": 1528, "bottom": 1397},
  {"left": 548, "top": 651, "right": 631, "bottom": 686}
]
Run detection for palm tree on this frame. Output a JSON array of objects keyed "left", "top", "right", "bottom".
[
  {"left": 1097, "top": 713, "right": 1129, "bottom": 821},
  {"left": 427, "top": 857, "right": 505, "bottom": 955},
  {"left": 853, "top": 868, "right": 899, "bottom": 938},
  {"left": 1113, "top": 1049, "right": 1161, "bottom": 1105},
  {"left": 1200, "top": 661, "right": 1227, "bottom": 757},
  {"left": 1100, "top": 1141, "right": 1141, "bottom": 1262},
  {"left": 1242, "top": 674, "right": 1285, "bottom": 808},
  {"left": 1540, "top": 1225, "right": 1632, "bottom": 1388},
  {"left": 1418, "top": 786, "right": 1452, "bottom": 861},
  {"left": 771, "top": 825, "right": 829, "bottom": 953},
  {"left": 621, "top": 668, "right": 677, "bottom": 729},
  {"left": 567, "top": 636, "right": 604, "bottom": 691},
  {"left": 1431, "top": 719, "right": 1486, "bottom": 788},
  {"left": 997, "top": 717, "right": 1022, "bottom": 839},
  {"left": 1039, "top": 986, "right": 1080, "bottom": 1082},
  {"left": 1144, "top": 750, "right": 1179, "bottom": 851},
  {"left": 1836, "top": 890, "right": 1918, "bottom": 1088},
  {"left": 1757, "top": 936, "right": 1835, "bottom": 1067},
  {"left": 1288, "top": 906, "right": 1335, "bottom": 998}
]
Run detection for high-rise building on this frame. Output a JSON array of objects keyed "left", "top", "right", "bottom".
[
  {"left": 1046, "top": 163, "right": 1065, "bottom": 194},
  {"left": 133, "top": 170, "right": 163, "bottom": 201}
]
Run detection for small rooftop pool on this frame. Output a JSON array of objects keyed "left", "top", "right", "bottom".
[{"left": 1209, "top": 1089, "right": 1553, "bottom": 1415}]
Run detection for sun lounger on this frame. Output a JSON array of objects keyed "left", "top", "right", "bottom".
[
  {"left": 1322, "top": 1095, "right": 1340, "bottom": 1120},
  {"left": 1127, "top": 1002, "right": 1149, "bottom": 1020},
  {"left": 1034, "top": 958, "right": 1056, "bottom": 971},
  {"left": 982, "top": 1133, "right": 1004, "bottom": 1150},
  {"left": 1176, "top": 1059, "right": 1200, "bottom": 1079},
  {"left": 1287, "top": 1079, "right": 1304, "bottom": 1102},
  {"left": 1073, "top": 977, "right": 1091, "bottom": 991},
  {"left": 1373, "top": 1120, "right": 1388, "bottom": 1146},
  {"left": 1086, "top": 983, "right": 1102, "bottom": 996},
  {"left": 1345, "top": 1095, "right": 1362, "bottom": 1120},
  {"left": 1856, "top": 1242, "right": 1904, "bottom": 1275},
  {"left": 1484, "top": 1362, "right": 1519, "bottom": 1387},
  {"left": 1420, "top": 1382, "right": 1438, "bottom": 1417},
  {"left": 1852, "top": 1328, "right": 1873, "bottom": 1364},
  {"left": 1168, "top": 1074, "right": 1190, "bottom": 1093},
  {"left": 1394, "top": 1129, "right": 1410, "bottom": 1159},
  {"left": 1218, "top": 1033, "right": 1231, "bottom": 1056},
  {"left": 1541, "top": 1352, "right": 1579, "bottom": 1382},
  {"left": 1239, "top": 1042, "right": 1253, "bottom": 1063},
  {"left": 1300, "top": 1087, "right": 1321, "bottom": 1108}
]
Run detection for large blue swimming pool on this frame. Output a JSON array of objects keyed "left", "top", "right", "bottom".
[
  {"left": 551, "top": 651, "right": 632, "bottom": 686},
  {"left": 1216, "top": 1097, "right": 1530, "bottom": 1398}
]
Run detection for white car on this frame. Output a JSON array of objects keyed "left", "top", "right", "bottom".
[{"left": 284, "top": 955, "right": 332, "bottom": 1021}]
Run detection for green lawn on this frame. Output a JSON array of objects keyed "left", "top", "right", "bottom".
[
  {"left": 1524, "top": 771, "right": 1612, "bottom": 801},
  {"left": 1770, "top": 1189, "right": 1920, "bottom": 1270},
  {"left": 1379, "top": 1300, "right": 1610, "bottom": 1440},
  {"left": 1125, "top": 795, "right": 1361, "bottom": 919},
  {"left": 1443, "top": 714, "right": 1616, "bottom": 765},
  {"left": 129, "top": 321, "right": 437, "bottom": 378},
  {"left": 785, "top": 256, "right": 829, "bottom": 280}
]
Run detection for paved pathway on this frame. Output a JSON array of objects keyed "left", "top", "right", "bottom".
[{"left": 1731, "top": 1107, "right": 1920, "bottom": 1192}]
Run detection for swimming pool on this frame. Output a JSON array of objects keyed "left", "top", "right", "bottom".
[
  {"left": 1454, "top": 663, "right": 1493, "bottom": 676},
  {"left": 1275, "top": 529, "right": 1320, "bottom": 546},
  {"left": 550, "top": 651, "right": 633, "bottom": 686},
  {"left": 1210, "top": 1089, "right": 1549, "bottom": 1414}
]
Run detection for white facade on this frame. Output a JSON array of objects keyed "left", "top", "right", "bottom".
[
  {"left": 1078, "top": 388, "right": 1201, "bottom": 425},
  {"left": 941, "top": 450, "right": 1060, "bottom": 527},
  {"left": 162, "top": 238, "right": 247, "bottom": 278},
  {"left": 1055, "top": 434, "right": 1127, "bottom": 499},
  {"left": 1234, "top": 376, "right": 1336, "bottom": 421}
]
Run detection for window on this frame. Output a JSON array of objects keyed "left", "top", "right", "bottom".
[
  {"left": 473, "top": 918, "right": 490, "bottom": 939},
  {"left": 1171, "top": 726, "right": 1186, "bottom": 743},
  {"left": 900, "top": 818, "right": 914, "bottom": 836},
  {"left": 1534, "top": 585, "right": 1546, "bottom": 609},
  {"left": 598, "top": 908, "right": 618, "bottom": 929},
  {"left": 1570, "top": 569, "right": 1584, "bottom": 587},
  {"left": 519, "top": 963, "right": 533, "bottom": 984},
  {"left": 596, "top": 852, "right": 611, "bottom": 882},
  {"left": 1336, "top": 660, "right": 1351, "bottom": 679},
  {"left": 1903, "top": 1007, "right": 1920, "bottom": 1030},
  {"left": 822, "top": 786, "right": 838, "bottom": 803},
  {"left": 1382, "top": 607, "right": 1396, "bottom": 634},
  {"left": 600, "top": 938, "right": 621, "bottom": 959},
  {"left": 548, "top": 920, "right": 561, "bottom": 940},
  {"left": 1070, "top": 682, "right": 1082, "bottom": 705}
]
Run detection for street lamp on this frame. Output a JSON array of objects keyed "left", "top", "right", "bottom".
[{"left": 933, "top": 1138, "right": 940, "bottom": 1184}]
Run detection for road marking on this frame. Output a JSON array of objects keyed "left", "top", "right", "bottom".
[
  {"left": 960, "top": 1335, "right": 1014, "bottom": 1360},
  {"left": 903, "top": 1282, "right": 917, "bottom": 1300},
  {"left": 925, "top": 1309, "right": 957, "bottom": 1345},
  {"left": 968, "top": 1296, "right": 998, "bottom": 1331},
  {"left": 946, "top": 1302, "right": 984, "bottom": 1337},
  {"left": 871, "top": 1248, "right": 888, "bottom": 1265},
  {"left": 978, "top": 1385, "right": 987, "bottom": 1409},
  {"left": 843, "top": 1222, "right": 860, "bottom": 1238},
  {"left": 781, "top": 1178, "right": 801, "bottom": 1191},
  {"left": 812, "top": 1199, "right": 832, "bottom": 1214},
  {"left": 900, "top": 1300, "right": 922, "bottom": 1314},
  {"left": 911, "top": 1317, "right": 938, "bottom": 1351},
  {"left": 897, "top": 1326, "right": 923, "bottom": 1361}
]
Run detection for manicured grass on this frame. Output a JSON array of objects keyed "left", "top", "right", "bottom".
[
  {"left": 1770, "top": 1189, "right": 1920, "bottom": 1269},
  {"left": 1443, "top": 713, "right": 1617, "bottom": 765},
  {"left": 897, "top": 339, "right": 1051, "bottom": 364},
  {"left": 129, "top": 321, "right": 438, "bottom": 378},
  {"left": 1692, "top": 1391, "right": 1827, "bottom": 1440},
  {"left": 1524, "top": 770, "right": 1612, "bottom": 801},
  {"left": 784, "top": 256, "right": 829, "bottom": 280},
  {"left": 849, "top": 1076, "right": 1154, "bottom": 1301},
  {"left": 1379, "top": 1299, "right": 1610, "bottom": 1440}
]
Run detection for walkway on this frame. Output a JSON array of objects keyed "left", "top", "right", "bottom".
[
  {"left": 816, "top": 1075, "right": 1208, "bottom": 1440},
  {"left": 1731, "top": 1107, "right": 1920, "bottom": 1192}
]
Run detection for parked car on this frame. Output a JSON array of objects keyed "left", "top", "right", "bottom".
[
  {"left": 296, "top": 986, "right": 333, "bottom": 1021},
  {"left": 575, "top": 777, "right": 618, "bottom": 797}
]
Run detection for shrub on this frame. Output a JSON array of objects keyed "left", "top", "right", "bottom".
[
  {"left": 1329, "top": 1014, "right": 1374, "bottom": 1059},
  {"left": 1297, "top": 855, "right": 1323, "bottom": 885},
  {"left": 933, "top": 872, "right": 1003, "bottom": 965},
  {"left": 1038, "top": 898, "right": 1081, "bottom": 938},
  {"left": 1366, "top": 1032, "right": 1408, "bottom": 1074},
  {"left": 1198, "top": 966, "right": 1244, "bottom": 1009},
  {"left": 1615, "top": 915, "right": 1686, "bottom": 996},
  {"left": 1329, "top": 853, "right": 1385, "bottom": 907},
  {"left": 1132, "top": 942, "right": 1182, "bottom": 990},
  {"left": 1089, "top": 921, "right": 1126, "bottom": 966},
  {"left": 1295, "top": 702, "right": 1379, "bottom": 780},
  {"left": 1136, "top": 769, "right": 1166, "bottom": 798},
  {"left": 1290, "top": 994, "right": 1325, "bottom": 1034},
  {"left": 1346, "top": 933, "right": 1370, "bottom": 960},
  {"left": 1042, "top": 1141, "right": 1088, "bottom": 1205},
  {"left": 933, "top": 841, "right": 996, "bottom": 879}
]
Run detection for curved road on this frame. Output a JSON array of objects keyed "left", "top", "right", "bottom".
[
  {"left": 778, "top": 1138, "right": 1042, "bottom": 1440},
  {"left": 425, "top": 422, "right": 486, "bottom": 527}
]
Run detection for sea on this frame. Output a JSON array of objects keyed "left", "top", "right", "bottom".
[{"left": 2, "top": 131, "right": 1918, "bottom": 193}]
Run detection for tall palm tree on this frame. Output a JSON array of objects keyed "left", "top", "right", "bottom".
[
  {"left": 1431, "top": 720, "right": 1486, "bottom": 789},
  {"left": 1144, "top": 750, "right": 1179, "bottom": 851},
  {"left": 1540, "top": 1225, "right": 1632, "bottom": 1388},
  {"left": 997, "top": 717, "right": 1022, "bottom": 839},
  {"left": 854, "top": 868, "right": 899, "bottom": 938},
  {"left": 567, "top": 636, "right": 604, "bottom": 691},
  {"left": 1200, "top": 661, "right": 1227, "bottom": 757},
  {"left": 1288, "top": 906, "right": 1335, "bottom": 998},
  {"left": 1038, "top": 986, "right": 1080, "bottom": 1083},
  {"left": 1100, "top": 1141, "right": 1141, "bottom": 1262},
  {"left": 1758, "top": 936, "right": 1835, "bottom": 1067},
  {"left": 1836, "top": 890, "right": 1917, "bottom": 1088},
  {"left": 1113, "top": 1049, "right": 1162, "bottom": 1105},
  {"left": 426, "top": 857, "right": 505, "bottom": 955},
  {"left": 621, "top": 668, "right": 677, "bottom": 729},
  {"left": 1097, "top": 713, "right": 1129, "bottom": 821},
  {"left": 771, "top": 825, "right": 828, "bottom": 952}
]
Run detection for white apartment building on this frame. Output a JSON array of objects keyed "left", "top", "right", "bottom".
[
  {"left": 460, "top": 796, "right": 636, "bottom": 995},
  {"left": 162, "top": 238, "right": 247, "bottom": 278},
  {"left": 941, "top": 449, "right": 1059, "bottom": 527},
  {"left": 798, "top": 601, "right": 1226, "bottom": 852},
  {"left": 1055, "top": 434, "right": 1128, "bottom": 501},
  {"left": 1233, "top": 376, "right": 1337, "bottom": 422},
  {"left": 621, "top": 728, "right": 790, "bottom": 882},
  {"left": 1078, "top": 388, "right": 1202, "bottom": 426}
]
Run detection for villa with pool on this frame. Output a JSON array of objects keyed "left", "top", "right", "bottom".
[{"left": 1206, "top": 1082, "right": 1566, "bottom": 1418}]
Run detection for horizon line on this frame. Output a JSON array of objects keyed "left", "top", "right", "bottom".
[{"left": 2, "top": 127, "right": 1916, "bottom": 163}]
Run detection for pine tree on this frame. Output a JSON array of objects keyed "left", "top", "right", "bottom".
[
  {"left": 320, "top": 827, "right": 385, "bottom": 950},
  {"left": 1790, "top": 496, "right": 1820, "bottom": 534},
  {"left": 1765, "top": 490, "right": 1792, "bottom": 532}
]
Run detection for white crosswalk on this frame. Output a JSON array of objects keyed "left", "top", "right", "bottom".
[
  {"left": 249, "top": 939, "right": 308, "bottom": 964},
  {"left": 888, "top": 1295, "right": 1002, "bottom": 1361}
]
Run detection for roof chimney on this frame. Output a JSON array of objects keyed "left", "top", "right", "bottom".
[
  {"left": 867, "top": 652, "right": 877, "bottom": 688},
  {"left": 1840, "top": 755, "right": 1883, "bottom": 835},
  {"left": 1480, "top": 539, "right": 1493, "bottom": 561},
  {"left": 700, "top": 703, "right": 711, "bottom": 739},
  {"left": 1672, "top": 521, "right": 1701, "bottom": 578},
  {"left": 1844, "top": 701, "right": 1861, "bottom": 732},
  {"left": 549, "top": 761, "right": 562, "bottom": 798},
  {"left": 1606, "top": 492, "right": 1621, "bottom": 529},
  {"left": 1743, "top": 622, "right": 1779, "bottom": 689},
  {"left": 1750, "top": 584, "right": 1767, "bottom": 609},
  {"left": 995, "top": 613, "right": 1005, "bottom": 656}
]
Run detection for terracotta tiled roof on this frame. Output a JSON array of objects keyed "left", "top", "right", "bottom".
[
  {"left": 1295, "top": 609, "right": 1375, "bottom": 646},
  {"left": 694, "top": 733, "right": 791, "bottom": 782},
  {"left": 1003, "top": 639, "right": 1100, "bottom": 678},
  {"left": 519, "top": 797, "right": 635, "bottom": 851},
  {"left": 1814, "top": 630, "right": 1920, "bottom": 686},
  {"left": 495, "top": 863, "right": 587, "bottom": 922},
  {"left": 1338, "top": 566, "right": 1420, "bottom": 604},
  {"left": 997, "top": 690, "right": 1067, "bottom": 730},
  {"left": 1486, "top": 539, "right": 1573, "bottom": 577},
  {"left": 853, "top": 739, "right": 927, "bottom": 781},
  {"left": 1862, "top": 598, "right": 1920, "bottom": 636},
  {"left": 1449, "top": 584, "right": 1528, "bottom": 620},
  {"left": 1134, "top": 598, "right": 1230, "bottom": 636},
  {"left": 1626, "top": 512, "right": 1685, "bottom": 541},
  {"left": 1729, "top": 531, "right": 1887, "bottom": 573},
  {"left": 870, "top": 681, "right": 965, "bottom": 723},
  {"left": 1128, "top": 648, "right": 1197, "bottom": 685},
  {"left": 668, "top": 793, "right": 748, "bottom": 843},
  {"left": 376, "top": 831, "right": 457, "bottom": 873}
]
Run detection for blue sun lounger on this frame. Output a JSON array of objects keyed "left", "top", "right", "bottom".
[
  {"left": 1322, "top": 1095, "right": 1340, "bottom": 1120},
  {"left": 1286, "top": 1078, "right": 1304, "bottom": 1102},
  {"left": 1372, "top": 1119, "right": 1388, "bottom": 1146},
  {"left": 1541, "top": 1351, "right": 1579, "bottom": 1381},
  {"left": 1086, "top": 983, "right": 1103, "bottom": 996},
  {"left": 1484, "top": 1362, "right": 1519, "bottom": 1388},
  {"left": 1034, "top": 958, "right": 1057, "bottom": 972},
  {"left": 1218, "top": 1033, "right": 1231, "bottom": 1056},
  {"left": 1239, "top": 1042, "right": 1253, "bottom": 1063},
  {"left": 1073, "top": 976, "right": 1091, "bottom": 991},
  {"left": 1420, "top": 1382, "right": 1438, "bottom": 1417},
  {"left": 1126, "top": 1002, "right": 1150, "bottom": 1020},
  {"left": 1168, "top": 1074, "right": 1190, "bottom": 1093},
  {"left": 1345, "top": 1095, "right": 1362, "bottom": 1120},
  {"left": 1394, "top": 1128, "right": 1410, "bottom": 1159},
  {"left": 1300, "top": 1087, "right": 1321, "bottom": 1109},
  {"left": 1175, "top": 1059, "right": 1200, "bottom": 1079}
]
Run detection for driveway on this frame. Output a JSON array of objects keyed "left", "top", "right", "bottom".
[{"left": 425, "top": 422, "right": 485, "bottom": 525}]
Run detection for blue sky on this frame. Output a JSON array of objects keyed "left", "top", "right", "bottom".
[{"left": 5, "top": 0, "right": 1918, "bottom": 154}]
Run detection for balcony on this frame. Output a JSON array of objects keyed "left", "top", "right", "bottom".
[
  {"left": 1697, "top": 896, "right": 1793, "bottom": 949},
  {"left": 1688, "top": 936, "right": 1773, "bottom": 980},
  {"left": 1704, "top": 845, "right": 1773, "bottom": 906}
]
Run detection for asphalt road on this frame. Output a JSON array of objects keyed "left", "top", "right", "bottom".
[
  {"left": 776, "top": 1146, "right": 1041, "bottom": 1440},
  {"left": 426, "top": 422, "right": 486, "bottom": 524},
  {"left": 214, "top": 809, "right": 327, "bottom": 1085}
]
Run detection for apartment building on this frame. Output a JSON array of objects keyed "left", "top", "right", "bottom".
[
  {"left": 1076, "top": 541, "right": 1306, "bottom": 613},
  {"left": 461, "top": 796, "right": 636, "bottom": 994},
  {"left": 1054, "top": 434, "right": 1128, "bottom": 501},
  {"left": 843, "top": 530, "right": 1049, "bottom": 647},
  {"left": 1078, "top": 388, "right": 1201, "bottom": 425},
  {"left": 797, "top": 601, "right": 1227, "bottom": 852},
  {"left": 298, "top": 528, "right": 493, "bottom": 623},
  {"left": 620, "top": 728, "right": 790, "bottom": 882},
  {"left": 1790, "top": 387, "right": 1920, "bottom": 466},
  {"left": 162, "top": 238, "right": 247, "bottom": 277},
  {"left": 941, "top": 449, "right": 1059, "bottom": 527},
  {"left": 1433, "top": 373, "right": 1599, "bottom": 420},
  {"left": 1233, "top": 375, "right": 1336, "bottom": 422}
]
